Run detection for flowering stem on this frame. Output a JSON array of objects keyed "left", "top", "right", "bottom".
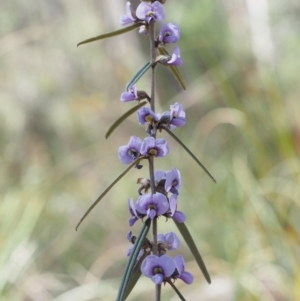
[
  {"left": 149, "top": 21, "right": 156, "bottom": 113},
  {"left": 149, "top": 20, "right": 161, "bottom": 301}
]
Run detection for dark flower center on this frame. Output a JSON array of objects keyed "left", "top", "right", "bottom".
[
  {"left": 129, "top": 149, "right": 138, "bottom": 159},
  {"left": 154, "top": 267, "right": 163, "bottom": 274}
]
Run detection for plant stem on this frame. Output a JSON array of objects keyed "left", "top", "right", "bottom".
[
  {"left": 149, "top": 20, "right": 161, "bottom": 301},
  {"left": 150, "top": 21, "right": 156, "bottom": 113}
]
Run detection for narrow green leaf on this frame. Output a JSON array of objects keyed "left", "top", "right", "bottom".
[
  {"left": 117, "top": 219, "right": 151, "bottom": 301},
  {"left": 77, "top": 23, "right": 142, "bottom": 47},
  {"left": 174, "top": 220, "right": 211, "bottom": 284},
  {"left": 158, "top": 47, "right": 186, "bottom": 90},
  {"left": 162, "top": 126, "right": 216, "bottom": 183},
  {"left": 75, "top": 157, "right": 142, "bottom": 230},
  {"left": 123, "top": 252, "right": 148, "bottom": 300},
  {"left": 105, "top": 101, "right": 147, "bottom": 139},
  {"left": 167, "top": 280, "right": 187, "bottom": 301},
  {"left": 125, "top": 62, "right": 152, "bottom": 91}
]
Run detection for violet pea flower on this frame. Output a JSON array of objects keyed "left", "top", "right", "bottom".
[
  {"left": 169, "top": 102, "right": 186, "bottom": 128},
  {"left": 141, "top": 254, "right": 175, "bottom": 284},
  {"left": 120, "top": 2, "right": 136, "bottom": 25},
  {"left": 137, "top": 107, "right": 159, "bottom": 125},
  {"left": 135, "top": 192, "right": 169, "bottom": 220},
  {"left": 167, "top": 46, "right": 183, "bottom": 66},
  {"left": 118, "top": 136, "right": 142, "bottom": 164},
  {"left": 136, "top": 1, "right": 165, "bottom": 23},
  {"left": 128, "top": 198, "right": 140, "bottom": 226},
  {"left": 174, "top": 255, "right": 194, "bottom": 284},
  {"left": 159, "top": 23, "right": 180, "bottom": 44},
  {"left": 140, "top": 137, "right": 169, "bottom": 158},
  {"left": 120, "top": 84, "right": 138, "bottom": 102},
  {"left": 157, "top": 232, "right": 180, "bottom": 251},
  {"left": 165, "top": 167, "right": 182, "bottom": 195}
]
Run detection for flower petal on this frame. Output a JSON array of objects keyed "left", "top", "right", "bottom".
[
  {"left": 180, "top": 271, "right": 194, "bottom": 284},
  {"left": 158, "top": 255, "right": 176, "bottom": 277},
  {"left": 172, "top": 211, "right": 186, "bottom": 223},
  {"left": 152, "top": 274, "right": 164, "bottom": 284}
]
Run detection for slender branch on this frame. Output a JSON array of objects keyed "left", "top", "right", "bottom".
[
  {"left": 149, "top": 20, "right": 161, "bottom": 301},
  {"left": 150, "top": 21, "right": 156, "bottom": 113}
]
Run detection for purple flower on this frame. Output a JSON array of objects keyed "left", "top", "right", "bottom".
[
  {"left": 167, "top": 46, "right": 183, "bottom": 66},
  {"left": 120, "top": 84, "right": 138, "bottom": 102},
  {"left": 127, "top": 231, "right": 134, "bottom": 243},
  {"left": 126, "top": 231, "right": 144, "bottom": 259},
  {"left": 140, "top": 137, "right": 169, "bottom": 158},
  {"left": 169, "top": 102, "right": 186, "bottom": 128},
  {"left": 128, "top": 198, "right": 140, "bottom": 226},
  {"left": 127, "top": 245, "right": 144, "bottom": 259},
  {"left": 120, "top": 2, "right": 136, "bottom": 25},
  {"left": 157, "top": 232, "right": 180, "bottom": 251},
  {"left": 159, "top": 23, "right": 180, "bottom": 44},
  {"left": 135, "top": 193, "right": 169, "bottom": 220},
  {"left": 165, "top": 167, "right": 182, "bottom": 195},
  {"left": 157, "top": 103, "right": 185, "bottom": 130},
  {"left": 154, "top": 170, "right": 166, "bottom": 183},
  {"left": 136, "top": 1, "right": 165, "bottom": 23},
  {"left": 137, "top": 107, "right": 159, "bottom": 125},
  {"left": 118, "top": 136, "right": 142, "bottom": 164},
  {"left": 174, "top": 255, "right": 194, "bottom": 284},
  {"left": 141, "top": 254, "right": 175, "bottom": 284}
]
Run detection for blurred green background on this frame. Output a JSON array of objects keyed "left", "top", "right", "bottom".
[{"left": 1, "top": 0, "right": 300, "bottom": 300}]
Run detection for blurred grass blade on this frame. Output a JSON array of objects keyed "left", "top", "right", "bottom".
[
  {"left": 158, "top": 47, "right": 186, "bottom": 90},
  {"left": 174, "top": 220, "right": 211, "bottom": 284},
  {"left": 77, "top": 23, "right": 142, "bottom": 46},
  {"left": 117, "top": 218, "right": 151, "bottom": 301},
  {"left": 123, "top": 252, "right": 148, "bottom": 300},
  {"left": 167, "top": 280, "right": 187, "bottom": 301},
  {"left": 105, "top": 101, "right": 147, "bottom": 139},
  {"left": 162, "top": 126, "right": 216, "bottom": 183},
  {"left": 75, "top": 157, "right": 141, "bottom": 230},
  {"left": 125, "top": 62, "right": 152, "bottom": 91}
]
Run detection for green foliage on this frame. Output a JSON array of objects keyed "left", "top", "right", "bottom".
[
  {"left": 106, "top": 101, "right": 148, "bottom": 139},
  {"left": 117, "top": 219, "right": 151, "bottom": 301},
  {"left": 77, "top": 23, "right": 143, "bottom": 47},
  {"left": 174, "top": 221, "right": 211, "bottom": 284}
]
